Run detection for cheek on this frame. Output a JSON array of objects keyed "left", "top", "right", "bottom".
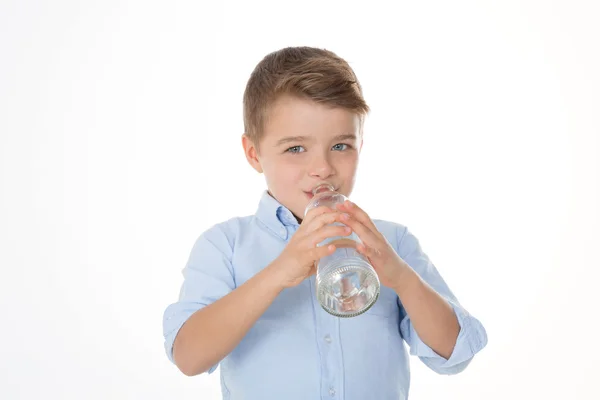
[
  {"left": 337, "top": 153, "right": 359, "bottom": 173},
  {"left": 263, "top": 159, "right": 303, "bottom": 185},
  {"left": 336, "top": 155, "right": 359, "bottom": 188}
]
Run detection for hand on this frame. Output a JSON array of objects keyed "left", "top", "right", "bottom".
[
  {"left": 269, "top": 206, "right": 351, "bottom": 289},
  {"left": 336, "top": 200, "right": 412, "bottom": 290}
]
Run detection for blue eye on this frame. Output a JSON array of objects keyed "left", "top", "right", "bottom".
[
  {"left": 332, "top": 143, "right": 349, "bottom": 151},
  {"left": 286, "top": 145, "right": 305, "bottom": 154}
]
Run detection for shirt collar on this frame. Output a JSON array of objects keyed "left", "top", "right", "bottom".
[{"left": 255, "top": 191, "right": 300, "bottom": 239}]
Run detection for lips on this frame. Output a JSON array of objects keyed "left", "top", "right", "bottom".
[{"left": 304, "top": 186, "right": 338, "bottom": 199}]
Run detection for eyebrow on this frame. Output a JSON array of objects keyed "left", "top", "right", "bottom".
[
  {"left": 275, "top": 136, "right": 307, "bottom": 146},
  {"left": 275, "top": 134, "right": 357, "bottom": 147}
]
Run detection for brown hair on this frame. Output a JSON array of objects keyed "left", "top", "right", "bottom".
[{"left": 242, "top": 46, "right": 370, "bottom": 149}]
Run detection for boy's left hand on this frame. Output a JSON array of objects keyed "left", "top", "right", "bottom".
[{"left": 336, "top": 200, "right": 412, "bottom": 290}]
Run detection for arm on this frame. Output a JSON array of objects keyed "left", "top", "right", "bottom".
[
  {"left": 163, "top": 207, "right": 349, "bottom": 376},
  {"left": 173, "top": 262, "right": 283, "bottom": 376},
  {"left": 335, "top": 201, "right": 487, "bottom": 375},
  {"left": 392, "top": 269, "right": 459, "bottom": 359},
  {"left": 395, "top": 225, "right": 488, "bottom": 375}
]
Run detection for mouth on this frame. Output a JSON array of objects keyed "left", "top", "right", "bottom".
[
  {"left": 303, "top": 191, "right": 314, "bottom": 199},
  {"left": 304, "top": 186, "right": 338, "bottom": 199}
]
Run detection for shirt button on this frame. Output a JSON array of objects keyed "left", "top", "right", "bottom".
[
  {"left": 329, "top": 387, "right": 336, "bottom": 396},
  {"left": 324, "top": 334, "right": 332, "bottom": 343}
]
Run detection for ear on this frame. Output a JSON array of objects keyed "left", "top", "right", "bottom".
[
  {"left": 242, "top": 134, "right": 263, "bottom": 173},
  {"left": 358, "top": 136, "right": 364, "bottom": 153}
]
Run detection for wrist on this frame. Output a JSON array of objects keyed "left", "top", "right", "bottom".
[
  {"left": 261, "top": 260, "right": 288, "bottom": 293},
  {"left": 392, "top": 266, "right": 421, "bottom": 298}
]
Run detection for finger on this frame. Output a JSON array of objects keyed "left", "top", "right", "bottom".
[
  {"left": 338, "top": 212, "right": 380, "bottom": 246},
  {"left": 309, "top": 224, "right": 351, "bottom": 246},
  {"left": 303, "top": 209, "right": 342, "bottom": 234},
  {"left": 307, "top": 244, "right": 336, "bottom": 262},
  {"left": 337, "top": 201, "right": 379, "bottom": 233},
  {"left": 356, "top": 243, "right": 381, "bottom": 260},
  {"left": 303, "top": 205, "right": 335, "bottom": 225}
]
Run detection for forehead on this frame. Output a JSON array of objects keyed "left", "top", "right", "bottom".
[{"left": 262, "top": 95, "right": 360, "bottom": 141}]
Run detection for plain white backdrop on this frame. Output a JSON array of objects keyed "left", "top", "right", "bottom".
[{"left": 1, "top": 0, "right": 598, "bottom": 399}]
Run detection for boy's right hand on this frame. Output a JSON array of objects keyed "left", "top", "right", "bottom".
[{"left": 268, "top": 206, "right": 350, "bottom": 289}]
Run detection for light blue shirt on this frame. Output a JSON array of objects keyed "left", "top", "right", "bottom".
[{"left": 163, "top": 191, "right": 488, "bottom": 400}]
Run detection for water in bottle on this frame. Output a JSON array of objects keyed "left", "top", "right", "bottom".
[{"left": 304, "top": 183, "right": 380, "bottom": 317}]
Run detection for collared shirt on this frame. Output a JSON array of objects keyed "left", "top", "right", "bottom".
[{"left": 163, "top": 191, "right": 488, "bottom": 400}]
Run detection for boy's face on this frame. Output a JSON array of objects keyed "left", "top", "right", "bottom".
[{"left": 243, "top": 95, "right": 362, "bottom": 221}]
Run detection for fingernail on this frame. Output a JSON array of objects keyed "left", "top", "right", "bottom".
[
  {"left": 341, "top": 213, "right": 349, "bottom": 220},
  {"left": 347, "top": 201, "right": 354, "bottom": 208}
]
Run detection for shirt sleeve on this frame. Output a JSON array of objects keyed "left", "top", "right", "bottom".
[
  {"left": 162, "top": 224, "right": 235, "bottom": 374},
  {"left": 396, "top": 225, "right": 488, "bottom": 375}
]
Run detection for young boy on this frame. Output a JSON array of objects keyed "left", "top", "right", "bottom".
[{"left": 162, "top": 46, "right": 487, "bottom": 399}]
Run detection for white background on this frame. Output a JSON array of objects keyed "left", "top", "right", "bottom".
[{"left": 1, "top": 1, "right": 598, "bottom": 399}]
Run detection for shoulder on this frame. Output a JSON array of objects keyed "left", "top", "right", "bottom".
[{"left": 192, "top": 215, "right": 256, "bottom": 255}]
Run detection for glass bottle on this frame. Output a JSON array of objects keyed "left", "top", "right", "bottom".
[{"left": 304, "top": 183, "right": 380, "bottom": 317}]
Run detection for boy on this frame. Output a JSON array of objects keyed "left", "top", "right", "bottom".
[{"left": 162, "top": 46, "right": 487, "bottom": 399}]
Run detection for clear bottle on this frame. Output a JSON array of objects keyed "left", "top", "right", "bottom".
[{"left": 304, "top": 183, "right": 380, "bottom": 317}]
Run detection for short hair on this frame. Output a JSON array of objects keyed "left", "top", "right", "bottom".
[{"left": 243, "top": 46, "right": 370, "bottom": 148}]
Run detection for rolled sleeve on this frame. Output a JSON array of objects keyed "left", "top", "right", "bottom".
[
  {"left": 396, "top": 225, "right": 488, "bottom": 375},
  {"left": 162, "top": 225, "right": 235, "bottom": 374},
  {"left": 399, "top": 299, "right": 488, "bottom": 374}
]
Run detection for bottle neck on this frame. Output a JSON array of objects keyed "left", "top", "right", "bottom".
[{"left": 312, "top": 183, "right": 335, "bottom": 196}]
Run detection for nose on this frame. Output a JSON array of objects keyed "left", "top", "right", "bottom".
[{"left": 309, "top": 152, "right": 335, "bottom": 179}]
